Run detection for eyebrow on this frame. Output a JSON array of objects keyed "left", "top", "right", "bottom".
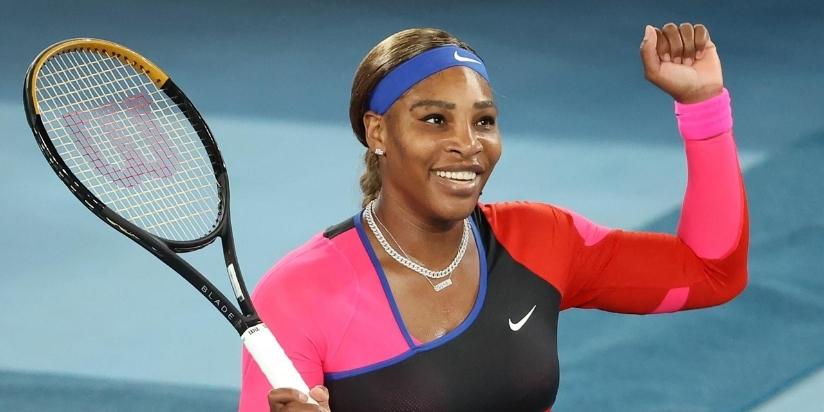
[
  {"left": 474, "top": 100, "right": 496, "bottom": 109},
  {"left": 409, "top": 100, "right": 456, "bottom": 111},
  {"left": 408, "top": 99, "right": 497, "bottom": 111}
]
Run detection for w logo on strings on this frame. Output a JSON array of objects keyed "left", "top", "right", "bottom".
[{"left": 62, "top": 93, "right": 180, "bottom": 188}]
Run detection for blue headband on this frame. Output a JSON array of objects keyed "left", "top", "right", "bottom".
[{"left": 367, "top": 45, "right": 490, "bottom": 116}]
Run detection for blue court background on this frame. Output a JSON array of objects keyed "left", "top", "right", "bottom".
[{"left": 1, "top": 1, "right": 822, "bottom": 411}]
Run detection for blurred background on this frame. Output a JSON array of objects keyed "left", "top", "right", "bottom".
[{"left": 1, "top": 0, "right": 822, "bottom": 410}]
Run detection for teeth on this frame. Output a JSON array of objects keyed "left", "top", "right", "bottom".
[{"left": 435, "top": 170, "right": 477, "bottom": 181}]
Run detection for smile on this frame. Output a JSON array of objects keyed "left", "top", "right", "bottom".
[{"left": 434, "top": 170, "right": 478, "bottom": 182}]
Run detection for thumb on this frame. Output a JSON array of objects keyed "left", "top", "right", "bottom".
[
  {"left": 309, "top": 386, "right": 331, "bottom": 411},
  {"left": 640, "top": 25, "right": 660, "bottom": 75}
]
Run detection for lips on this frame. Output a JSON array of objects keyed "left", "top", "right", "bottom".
[
  {"left": 432, "top": 163, "right": 484, "bottom": 174},
  {"left": 430, "top": 164, "right": 484, "bottom": 196}
]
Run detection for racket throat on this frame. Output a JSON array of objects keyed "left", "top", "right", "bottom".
[
  {"left": 199, "top": 284, "right": 239, "bottom": 322},
  {"left": 227, "top": 263, "right": 245, "bottom": 302},
  {"left": 220, "top": 228, "right": 256, "bottom": 316}
]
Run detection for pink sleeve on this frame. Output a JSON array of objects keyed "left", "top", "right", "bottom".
[
  {"left": 237, "top": 248, "right": 329, "bottom": 411},
  {"left": 674, "top": 88, "right": 745, "bottom": 259},
  {"left": 568, "top": 88, "right": 743, "bottom": 259}
]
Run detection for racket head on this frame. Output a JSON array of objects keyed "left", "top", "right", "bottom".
[{"left": 24, "top": 38, "right": 229, "bottom": 252}]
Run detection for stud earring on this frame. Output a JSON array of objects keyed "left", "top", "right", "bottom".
[{"left": 374, "top": 148, "right": 385, "bottom": 156}]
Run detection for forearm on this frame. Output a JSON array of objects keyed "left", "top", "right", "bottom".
[{"left": 675, "top": 88, "right": 748, "bottom": 260}]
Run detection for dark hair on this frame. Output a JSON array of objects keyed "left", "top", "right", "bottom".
[{"left": 349, "top": 28, "right": 478, "bottom": 207}]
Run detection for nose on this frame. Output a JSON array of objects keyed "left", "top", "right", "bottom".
[{"left": 448, "top": 120, "right": 483, "bottom": 157}]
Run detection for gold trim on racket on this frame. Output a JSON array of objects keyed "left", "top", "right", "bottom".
[{"left": 29, "top": 38, "right": 169, "bottom": 114}]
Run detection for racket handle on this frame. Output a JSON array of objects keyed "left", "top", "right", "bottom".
[{"left": 241, "top": 323, "right": 319, "bottom": 405}]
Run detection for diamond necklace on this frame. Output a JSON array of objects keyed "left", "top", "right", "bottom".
[{"left": 363, "top": 199, "right": 470, "bottom": 291}]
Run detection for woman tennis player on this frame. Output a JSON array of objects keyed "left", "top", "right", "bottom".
[{"left": 239, "top": 22, "right": 749, "bottom": 411}]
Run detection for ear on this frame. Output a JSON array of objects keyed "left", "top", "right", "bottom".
[{"left": 363, "top": 111, "right": 387, "bottom": 152}]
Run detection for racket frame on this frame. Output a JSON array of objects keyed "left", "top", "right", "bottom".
[
  {"left": 24, "top": 39, "right": 315, "bottom": 399},
  {"left": 23, "top": 39, "right": 257, "bottom": 334}
]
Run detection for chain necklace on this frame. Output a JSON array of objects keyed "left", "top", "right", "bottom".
[
  {"left": 363, "top": 199, "right": 470, "bottom": 292},
  {"left": 371, "top": 207, "right": 455, "bottom": 292}
]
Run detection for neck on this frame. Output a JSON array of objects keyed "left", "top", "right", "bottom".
[{"left": 370, "top": 195, "right": 468, "bottom": 268}]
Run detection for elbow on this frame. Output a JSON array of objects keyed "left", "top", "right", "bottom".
[
  {"left": 710, "top": 208, "right": 750, "bottom": 306},
  {"left": 711, "top": 264, "right": 749, "bottom": 306}
]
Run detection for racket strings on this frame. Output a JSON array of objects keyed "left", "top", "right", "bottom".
[
  {"left": 36, "top": 49, "right": 220, "bottom": 242},
  {"left": 46, "top": 52, "right": 215, "bottom": 241}
]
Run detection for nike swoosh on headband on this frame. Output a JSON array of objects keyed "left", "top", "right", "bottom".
[
  {"left": 453, "top": 50, "right": 482, "bottom": 64},
  {"left": 365, "top": 46, "right": 490, "bottom": 121}
]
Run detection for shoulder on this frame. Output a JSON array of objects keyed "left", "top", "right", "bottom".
[
  {"left": 478, "top": 201, "right": 573, "bottom": 232},
  {"left": 478, "top": 201, "right": 611, "bottom": 246},
  {"left": 250, "top": 216, "right": 364, "bottom": 363},
  {"left": 252, "top": 217, "right": 361, "bottom": 307}
]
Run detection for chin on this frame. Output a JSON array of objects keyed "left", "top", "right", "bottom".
[
  {"left": 425, "top": 173, "right": 487, "bottom": 222},
  {"left": 431, "top": 193, "right": 480, "bottom": 223}
]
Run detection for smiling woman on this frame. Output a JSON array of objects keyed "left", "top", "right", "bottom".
[
  {"left": 239, "top": 26, "right": 750, "bottom": 412},
  {"left": 364, "top": 62, "right": 500, "bottom": 223}
]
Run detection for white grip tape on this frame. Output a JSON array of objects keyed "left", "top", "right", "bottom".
[{"left": 241, "top": 324, "right": 317, "bottom": 405}]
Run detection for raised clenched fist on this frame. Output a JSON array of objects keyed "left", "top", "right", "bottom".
[{"left": 640, "top": 23, "right": 724, "bottom": 104}]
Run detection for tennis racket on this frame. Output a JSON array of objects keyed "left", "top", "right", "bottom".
[{"left": 23, "top": 38, "right": 313, "bottom": 401}]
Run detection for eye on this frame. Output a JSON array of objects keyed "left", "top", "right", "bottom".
[
  {"left": 476, "top": 116, "right": 496, "bottom": 128},
  {"left": 422, "top": 114, "right": 446, "bottom": 125}
]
